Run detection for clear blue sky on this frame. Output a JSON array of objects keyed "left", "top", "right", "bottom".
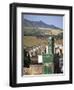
[{"left": 23, "top": 14, "right": 63, "bottom": 29}]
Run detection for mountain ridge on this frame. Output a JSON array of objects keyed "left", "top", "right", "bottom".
[{"left": 23, "top": 19, "right": 63, "bottom": 30}]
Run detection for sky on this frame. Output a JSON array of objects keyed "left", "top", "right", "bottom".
[{"left": 23, "top": 14, "right": 63, "bottom": 29}]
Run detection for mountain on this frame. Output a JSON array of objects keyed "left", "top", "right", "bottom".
[
  {"left": 23, "top": 19, "right": 62, "bottom": 30},
  {"left": 23, "top": 19, "right": 63, "bottom": 36}
]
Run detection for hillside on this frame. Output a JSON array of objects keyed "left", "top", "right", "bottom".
[
  {"left": 23, "top": 19, "right": 63, "bottom": 36},
  {"left": 24, "top": 36, "right": 48, "bottom": 48}
]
